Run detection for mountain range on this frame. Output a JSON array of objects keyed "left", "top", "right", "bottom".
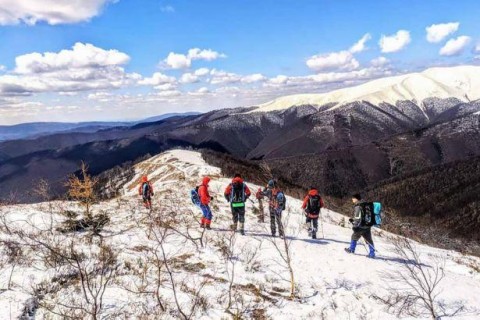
[{"left": 0, "top": 65, "right": 479, "bottom": 250}]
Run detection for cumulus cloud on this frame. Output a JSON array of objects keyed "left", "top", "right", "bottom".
[
  {"left": 0, "top": 0, "right": 114, "bottom": 25},
  {"left": 0, "top": 43, "right": 140, "bottom": 96},
  {"left": 370, "top": 56, "right": 389, "bottom": 67},
  {"left": 439, "top": 36, "right": 471, "bottom": 56},
  {"left": 209, "top": 69, "right": 241, "bottom": 85},
  {"left": 162, "top": 48, "right": 226, "bottom": 69},
  {"left": 14, "top": 42, "right": 130, "bottom": 74},
  {"left": 179, "top": 73, "right": 199, "bottom": 84},
  {"left": 306, "top": 51, "right": 359, "bottom": 72},
  {"left": 426, "top": 22, "right": 459, "bottom": 43},
  {"left": 138, "top": 72, "right": 176, "bottom": 86},
  {"left": 379, "top": 30, "right": 411, "bottom": 53},
  {"left": 241, "top": 73, "right": 267, "bottom": 83},
  {"left": 194, "top": 68, "right": 210, "bottom": 76},
  {"left": 349, "top": 33, "right": 372, "bottom": 53}
]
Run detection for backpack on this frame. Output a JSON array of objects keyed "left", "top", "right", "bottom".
[
  {"left": 360, "top": 202, "right": 383, "bottom": 227},
  {"left": 275, "top": 191, "right": 286, "bottom": 210},
  {"left": 191, "top": 186, "right": 201, "bottom": 207},
  {"left": 142, "top": 182, "right": 151, "bottom": 198},
  {"left": 307, "top": 195, "right": 322, "bottom": 215},
  {"left": 230, "top": 182, "right": 246, "bottom": 207}
]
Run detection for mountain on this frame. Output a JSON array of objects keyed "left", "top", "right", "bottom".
[
  {"left": 252, "top": 65, "right": 480, "bottom": 113},
  {"left": 0, "top": 112, "right": 201, "bottom": 142},
  {"left": 0, "top": 121, "right": 132, "bottom": 142},
  {"left": 139, "top": 112, "right": 202, "bottom": 123},
  {"left": 1, "top": 149, "right": 479, "bottom": 319}
]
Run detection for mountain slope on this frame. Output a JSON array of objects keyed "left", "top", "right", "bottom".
[
  {"left": 252, "top": 65, "right": 480, "bottom": 113},
  {"left": 1, "top": 150, "right": 479, "bottom": 319}
]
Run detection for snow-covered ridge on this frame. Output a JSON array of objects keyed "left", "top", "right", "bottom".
[
  {"left": 252, "top": 65, "right": 480, "bottom": 113},
  {"left": 1, "top": 150, "right": 480, "bottom": 319}
]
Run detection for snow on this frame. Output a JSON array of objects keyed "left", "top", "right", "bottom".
[
  {"left": 249, "top": 65, "right": 480, "bottom": 113},
  {"left": 1, "top": 149, "right": 480, "bottom": 319}
]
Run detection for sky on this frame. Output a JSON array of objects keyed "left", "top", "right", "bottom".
[{"left": 0, "top": 0, "right": 479, "bottom": 125}]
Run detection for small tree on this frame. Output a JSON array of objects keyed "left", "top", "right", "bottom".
[{"left": 66, "top": 162, "right": 98, "bottom": 218}]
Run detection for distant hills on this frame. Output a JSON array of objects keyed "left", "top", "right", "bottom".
[{"left": 0, "top": 112, "right": 201, "bottom": 141}]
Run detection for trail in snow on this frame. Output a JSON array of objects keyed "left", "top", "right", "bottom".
[{"left": 0, "top": 149, "right": 479, "bottom": 319}]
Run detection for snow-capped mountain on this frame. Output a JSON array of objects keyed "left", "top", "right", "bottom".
[
  {"left": 1, "top": 150, "right": 479, "bottom": 319},
  {"left": 252, "top": 65, "right": 480, "bottom": 113}
]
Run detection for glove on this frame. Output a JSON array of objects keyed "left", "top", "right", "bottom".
[
  {"left": 348, "top": 218, "right": 354, "bottom": 223},
  {"left": 210, "top": 196, "right": 214, "bottom": 201}
]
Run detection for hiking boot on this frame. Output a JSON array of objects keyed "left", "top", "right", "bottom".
[
  {"left": 312, "top": 233, "right": 317, "bottom": 239},
  {"left": 206, "top": 224, "right": 212, "bottom": 230},
  {"left": 344, "top": 248, "right": 354, "bottom": 253},
  {"left": 200, "top": 223, "right": 205, "bottom": 229},
  {"left": 230, "top": 223, "right": 237, "bottom": 231}
]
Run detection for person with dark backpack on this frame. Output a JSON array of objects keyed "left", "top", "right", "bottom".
[
  {"left": 301, "top": 187, "right": 324, "bottom": 239},
  {"left": 197, "top": 176, "right": 214, "bottom": 229},
  {"left": 344, "top": 194, "right": 375, "bottom": 258},
  {"left": 224, "top": 174, "right": 251, "bottom": 235},
  {"left": 138, "top": 176, "right": 154, "bottom": 209},
  {"left": 260, "top": 180, "right": 286, "bottom": 237}
]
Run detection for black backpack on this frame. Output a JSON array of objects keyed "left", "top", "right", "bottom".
[
  {"left": 307, "top": 195, "right": 322, "bottom": 214},
  {"left": 359, "top": 202, "right": 375, "bottom": 227},
  {"left": 142, "top": 182, "right": 151, "bottom": 198},
  {"left": 230, "top": 182, "right": 245, "bottom": 203}
]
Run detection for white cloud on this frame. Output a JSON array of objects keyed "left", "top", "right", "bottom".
[
  {"left": 426, "top": 22, "right": 459, "bottom": 43},
  {"left": 0, "top": 43, "right": 141, "bottom": 96},
  {"left": 379, "top": 30, "right": 411, "bottom": 53},
  {"left": 188, "top": 48, "right": 226, "bottom": 61},
  {"left": 0, "top": 0, "right": 114, "bottom": 25},
  {"left": 306, "top": 51, "right": 359, "bottom": 72},
  {"left": 349, "top": 33, "right": 372, "bottom": 53},
  {"left": 162, "top": 48, "right": 226, "bottom": 69},
  {"left": 439, "top": 36, "right": 471, "bottom": 56},
  {"left": 138, "top": 72, "right": 176, "bottom": 86},
  {"left": 194, "top": 68, "right": 210, "bottom": 76},
  {"left": 370, "top": 56, "right": 389, "bottom": 67},
  {"left": 14, "top": 42, "right": 130, "bottom": 74},
  {"left": 154, "top": 83, "right": 176, "bottom": 91},
  {"left": 179, "top": 73, "right": 199, "bottom": 84},
  {"left": 268, "top": 75, "right": 288, "bottom": 85},
  {"left": 164, "top": 52, "right": 191, "bottom": 69},
  {"left": 241, "top": 73, "right": 266, "bottom": 83},
  {"left": 209, "top": 69, "right": 241, "bottom": 85}
]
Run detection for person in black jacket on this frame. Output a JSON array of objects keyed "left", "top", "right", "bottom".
[{"left": 344, "top": 194, "right": 375, "bottom": 258}]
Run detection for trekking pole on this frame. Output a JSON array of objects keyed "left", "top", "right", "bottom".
[{"left": 320, "top": 209, "right": 325, "bottom": 239}]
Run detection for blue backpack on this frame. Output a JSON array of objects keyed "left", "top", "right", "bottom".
[
  {"left": 276, "top": 191, "right": 286, "bottom": 210},
  {"left": 191, "top": 186, "right": 201, "bottom": 207},
  {"left": 360, "top": 202, "right": 383, "bottom": 227}
]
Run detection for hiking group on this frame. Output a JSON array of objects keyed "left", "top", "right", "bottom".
[{"left": 142, "top": 173, "right": 382, "bottom": 259}]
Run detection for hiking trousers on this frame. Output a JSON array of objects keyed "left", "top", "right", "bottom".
[
  {"left": 270, "top": 207, "right": 284, "bottom": 236},
  {"left": 231, "top": 206, "right": 245, "bottom": 223},
  {"left": 306, "top": 217, "right": 319, "bottom": 233},
  {"left": 200, "top": 204, "right": 212, "bottom": 220},
  {"left": 351, "top": 227, "right": 374, "bottom": 247}
]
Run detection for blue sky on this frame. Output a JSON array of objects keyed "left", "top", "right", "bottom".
[{"left": 0, "top": 0, "right": 479, "bottom": 124}]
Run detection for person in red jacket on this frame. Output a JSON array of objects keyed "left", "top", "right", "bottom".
[
  {"left": 138, "top": 176, "right": 154, "bottom": 209},
  {"left": 301, "top": 187, "right": 324, "bottom": 239},
  {"left": 198, "top": 176, "right": 213, "bottom": 229},
  {"left": 224, "top": 174, "right": 251, "bottom": 235}
]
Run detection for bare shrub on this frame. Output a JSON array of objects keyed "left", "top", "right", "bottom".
[{"left": 374, "top": 236, "right": 467, "bottom": 319}]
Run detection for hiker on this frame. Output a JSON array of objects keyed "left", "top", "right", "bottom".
[
  {"left": 301, "top": 187, "right": 324, "bottom": 239},
  {"left": 224, "top": 174, "right": 251, "bottom": 235},
  {"left": 345, "top": 194, "right": 376, "bottom": 258},
  {"left": 198, "top": 176, "right": 214, "bottom": 229},
  {"left": 138, "top": 176, "right": 154, "bottom": 209},
  {"left": 260, "top": 180, "right": 286, "bottom": 237}
]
